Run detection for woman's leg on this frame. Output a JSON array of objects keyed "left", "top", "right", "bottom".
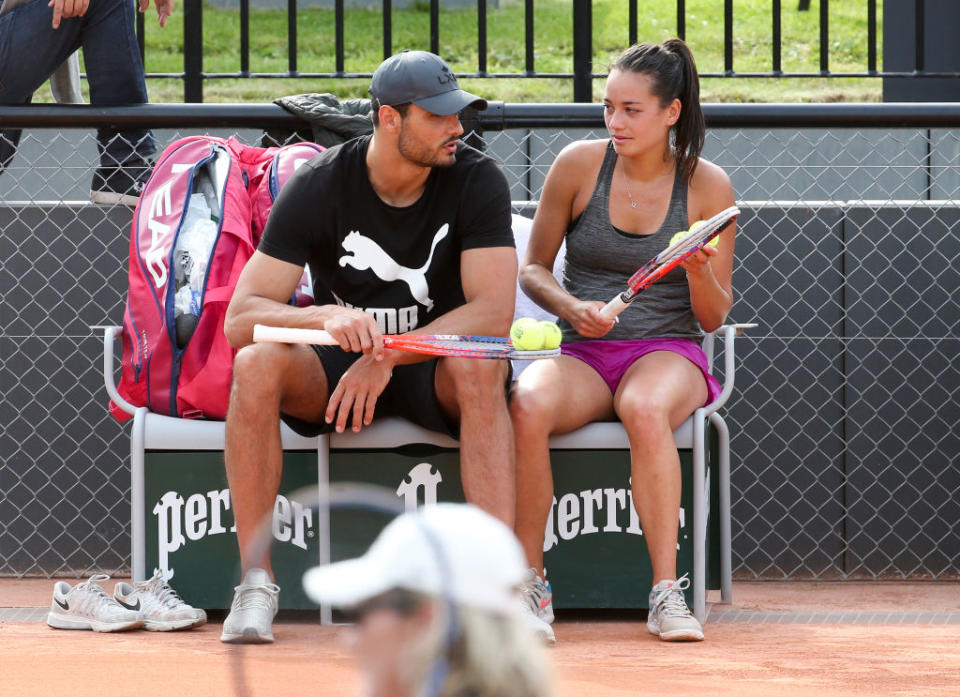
[
  {"left": 510, "top": 355, "right": 614, "bottom": 575},
  {"left": 613, "top": 351, "right": 707, "bottom": 585}
]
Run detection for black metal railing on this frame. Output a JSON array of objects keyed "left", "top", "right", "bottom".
[
  {"left": 7, "top": 102, "right": 960, "bottom": 130},
  {"left": 127, "top": 0, "right": 956, "bottom": 104}
]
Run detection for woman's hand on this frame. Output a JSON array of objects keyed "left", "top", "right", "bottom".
[{"left": 567, "top": 300, "right": 618, "bottom": 338}]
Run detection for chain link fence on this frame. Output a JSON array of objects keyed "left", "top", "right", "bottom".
[{"left": 1, "top": 114, "right": 958, "bottom": 580}]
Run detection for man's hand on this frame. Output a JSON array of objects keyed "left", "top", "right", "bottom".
[
  {"left": 49, "top": 0, "right": 89, "bottom": 29},
  {"left": 324, "top": 354, "right": 395, "bottom": 434},
  {"left": 139, "top": 0, "right": 174, "bottom": 28},
  {"left": 323, "top": 308, "right": 386, "bottom": 360}
]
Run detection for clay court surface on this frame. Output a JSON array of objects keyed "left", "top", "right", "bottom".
[{"left": 2, "top": 578, "right": 958, "bottom": 697}]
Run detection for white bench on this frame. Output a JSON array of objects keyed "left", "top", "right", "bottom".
[{"left": 100, "top": 320, "right": 752, "bottom": 621}]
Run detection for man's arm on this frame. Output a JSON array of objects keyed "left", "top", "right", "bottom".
[{"left": 224, "top": 251, "right": 382, "bottom": 353}]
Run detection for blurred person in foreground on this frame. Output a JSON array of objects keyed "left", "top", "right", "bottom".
[{"left": 303, "top": 503, "right": 552, "bottom": 697}]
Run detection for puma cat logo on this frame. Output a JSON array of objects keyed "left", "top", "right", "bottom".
[{"left": 338, "top": 225, "right": 449, "bottom": 311}]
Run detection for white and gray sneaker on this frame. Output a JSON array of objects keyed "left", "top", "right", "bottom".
[
  {"left": 520, "top": 568, "right": 556, "bottom": 643},
  {"left": 646, "top": 574, "right": 704, "bottom": 642},
  {"left": 114, "top": 569, "right": 206, "bottom": 631},
  {"left": 47, "top": 574, "right": 144, "bottom": 632},
  {"left": 220, "top": 568, "right": 280, "bottom": 644}
]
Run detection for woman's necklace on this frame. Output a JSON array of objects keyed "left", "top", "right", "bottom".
[{"left": 620, "top": 156, "right": 674, "bottom": 210}]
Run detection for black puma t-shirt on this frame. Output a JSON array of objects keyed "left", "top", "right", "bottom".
[{"left": 259, "top": 135, "right": 514, "bottom": 334}]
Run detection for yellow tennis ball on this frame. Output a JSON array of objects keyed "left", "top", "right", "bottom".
[
  {"left": 670, "top": 220, "right": 719, "bottom": 248},
  {"left": 539, "top": 320, "right": 562, "bottom": 350},
  {"left": 510, "top": 318, "right": 545, "bottom": 351}
]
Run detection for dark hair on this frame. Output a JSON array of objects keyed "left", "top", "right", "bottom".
[
  {"left": 371, "top": 100, "right": 411, "bottom": 128},
  {"left": 610, "top": 39, "right": 705, "bottom": 183}
]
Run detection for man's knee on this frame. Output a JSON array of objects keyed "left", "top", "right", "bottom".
[
  {"left": 230, "top": 342, "right": 299, "bottom": 402},
  {"left": 441, "top": 358, "right": 509, "bottom": 401}
]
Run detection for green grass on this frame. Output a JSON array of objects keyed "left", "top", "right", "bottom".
[{"left": 57, "top": 0, "right": 882, "bottom": 104}]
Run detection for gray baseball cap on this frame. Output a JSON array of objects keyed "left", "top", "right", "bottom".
[{"left": 369, "top": 50, "right": 488, "bottom": 116}]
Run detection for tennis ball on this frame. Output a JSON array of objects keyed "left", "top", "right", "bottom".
[
  {"left": 539, "top": 320, "right": 562, "bottom": 350},
  {"left": 670, "top": 220, "right": 719, "bottom": 248},
  {"left": 510, "top": 318, "right": 545, "bottom": 351}
]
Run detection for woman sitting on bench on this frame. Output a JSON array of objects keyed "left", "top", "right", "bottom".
[{"left": 510, "top": 39, "right": 736, "bottom": 643}]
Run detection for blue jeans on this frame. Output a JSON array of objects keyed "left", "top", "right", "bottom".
[{"left": 0, "top": 0, "right": 156, "bottom": 173}]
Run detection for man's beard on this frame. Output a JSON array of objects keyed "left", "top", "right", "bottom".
[{"left": 397, "top": 126, "right": 458, "bottom": 168}]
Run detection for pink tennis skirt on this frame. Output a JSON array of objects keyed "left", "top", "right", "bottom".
[{"left": 560, "top": 337, "right": 722, "bottom": 406}]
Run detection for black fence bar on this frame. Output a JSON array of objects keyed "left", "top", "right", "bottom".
[
  {"left": 572, "top": 0, "right": 592, "bottom": 102},
  {"left": 430, "top": 0, "right": 439, "bottom": 57},
  {"left": 383, "top": 0, "right": 392, "bottom": 61},
  {"left": 288, "top": 0, "right": 298, "bottom": 74},
  {"left": 629, "top": 0, "right": 637, "bottom": 46},
  {"left": 525, "top": 0, "right": 535, "bottom": 74},
  {"left": 676, "top": 0, "right": 684, "bottom": 41},
  {"left": 724, "top": 0, "right": 733, "bottom": 75},
  {"left": 9, "top": 103, "right": 960, "bottom": 131},
  {"left": 478, "top": 0, "right": 487, "bottom": 74},
  {"left": 240, "top": 0, "right": 250, "bottom": 76},
  {"left": 820, "top": 0, "right": 829, "bottom": 74},
  {"left": 868, "top": 0, "right": 877, "bottom": 74},
  {"left": 915, "top": 0, "right": 925, "bottom": 73},
  {"left": 772, "top": 0, "right": 781, "bottom": 75},
  {"left": 335, "top": 0, "right": 344, "bottom": 74},
  {"left": 183, "top": 0, "right": 203, "bottom": 103}
]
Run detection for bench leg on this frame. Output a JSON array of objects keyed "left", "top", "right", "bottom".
[
  {"left": 317, "top": 436, "right": 333, "bottom": 625},
  {"left": 130, "top": 407, "right": 148, "bottom": 583},
  {"left": 710, "top": 412, "right": 733, "bottom": 605}
]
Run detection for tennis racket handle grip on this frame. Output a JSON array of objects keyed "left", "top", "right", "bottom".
[
  {"left": 252, "top": 324, "right": 338, "bottom": 345},
  {"left": 600, "top": 295, "right": 630, "bottom": 320}
]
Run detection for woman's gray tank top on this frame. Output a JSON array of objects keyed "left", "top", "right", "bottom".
[{"left": 560, "top": 142, "right": 701, "bottom": 342}]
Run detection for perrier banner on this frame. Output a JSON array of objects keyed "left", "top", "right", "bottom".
[{"left": 146, "top": 437, "right": 719, "bottom": 610}]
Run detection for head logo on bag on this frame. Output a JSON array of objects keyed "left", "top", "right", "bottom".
[{"left": 111, "top": 136, "right": 325, "bottom": 421}]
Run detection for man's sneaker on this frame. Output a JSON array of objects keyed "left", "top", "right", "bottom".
[
  {"left": 114, "top": 569, "right": 207, "bottom": 631},
  {"left": 89, "top": 163, "right": 151, "bottom": 206},
  {"left": 220, "top": 568, "right": 280, "bottom": 644},
  {"left": 47, "top": 574, "right": 144, "bottom": 632},
  {"left": 646, "top": 574, "right": 704, "bottom": 642},
  {"left": 519, "top": 568, "right": 555, "bottom": 643}
]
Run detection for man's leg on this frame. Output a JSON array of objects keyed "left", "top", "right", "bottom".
[
  {"left": 435, "top": 358, "right": 515, "bottom": 526},
  {"left": 221, "top": 341, "right": 328, "bottom": 643}
]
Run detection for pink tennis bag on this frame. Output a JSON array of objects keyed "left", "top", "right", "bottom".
[{"left": 111, "top": 136, "right": 323, "bottom": 421}]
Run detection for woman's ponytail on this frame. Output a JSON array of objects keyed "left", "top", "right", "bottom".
[{"left": 611, "top": 38, "right": 705, "bottom": 183}]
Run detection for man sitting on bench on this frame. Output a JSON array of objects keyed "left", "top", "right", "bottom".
[{"left": 219, "top": 50, "right": 518, "bottom": 644}]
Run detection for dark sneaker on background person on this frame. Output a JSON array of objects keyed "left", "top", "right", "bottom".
[
  {"left": 220, "top": 568, "right": 280, "bottom": 644},
  {"left": 89, "top": 162, "right": 151, "bottom": 207},
  {"left": 113, "top": 568, "right": 207, "bottom": 631},
  {"left": 519, "top": 567, "right": 556, "bottom": 643},
  {"left": 646, "top": 574, "right": 704, "bottom": 641},
  {"left": 46, "top": 574, "right": 144, "bottom": 632}
]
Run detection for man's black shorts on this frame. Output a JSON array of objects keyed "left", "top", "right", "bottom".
[{"left": 281, "top": 345, "right": 512, "bottom": 439}]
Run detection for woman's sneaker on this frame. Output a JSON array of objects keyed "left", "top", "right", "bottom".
[
  {"left": 520, "top": 568, "right": 555, "bottom": 643},
  {"left": 47, "top": 574, "right": 144, "bottom": 632},
  {"left": 114, "top": 569, "right": 207, "bottom": 631},
  {"left": 646, "top": 574, "right": 704, "bottom": 642}
]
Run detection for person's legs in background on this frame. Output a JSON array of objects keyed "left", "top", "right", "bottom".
[{"left": 80, "top": 0, "right": 156, "bottom": 204}]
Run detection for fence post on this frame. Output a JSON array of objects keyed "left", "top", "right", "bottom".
[
  {"left": 572, "top": 0, "right": 592, "bottom": 103},
  {"left": 184, "top": 0, "right": 204, "bottom": 103}
]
